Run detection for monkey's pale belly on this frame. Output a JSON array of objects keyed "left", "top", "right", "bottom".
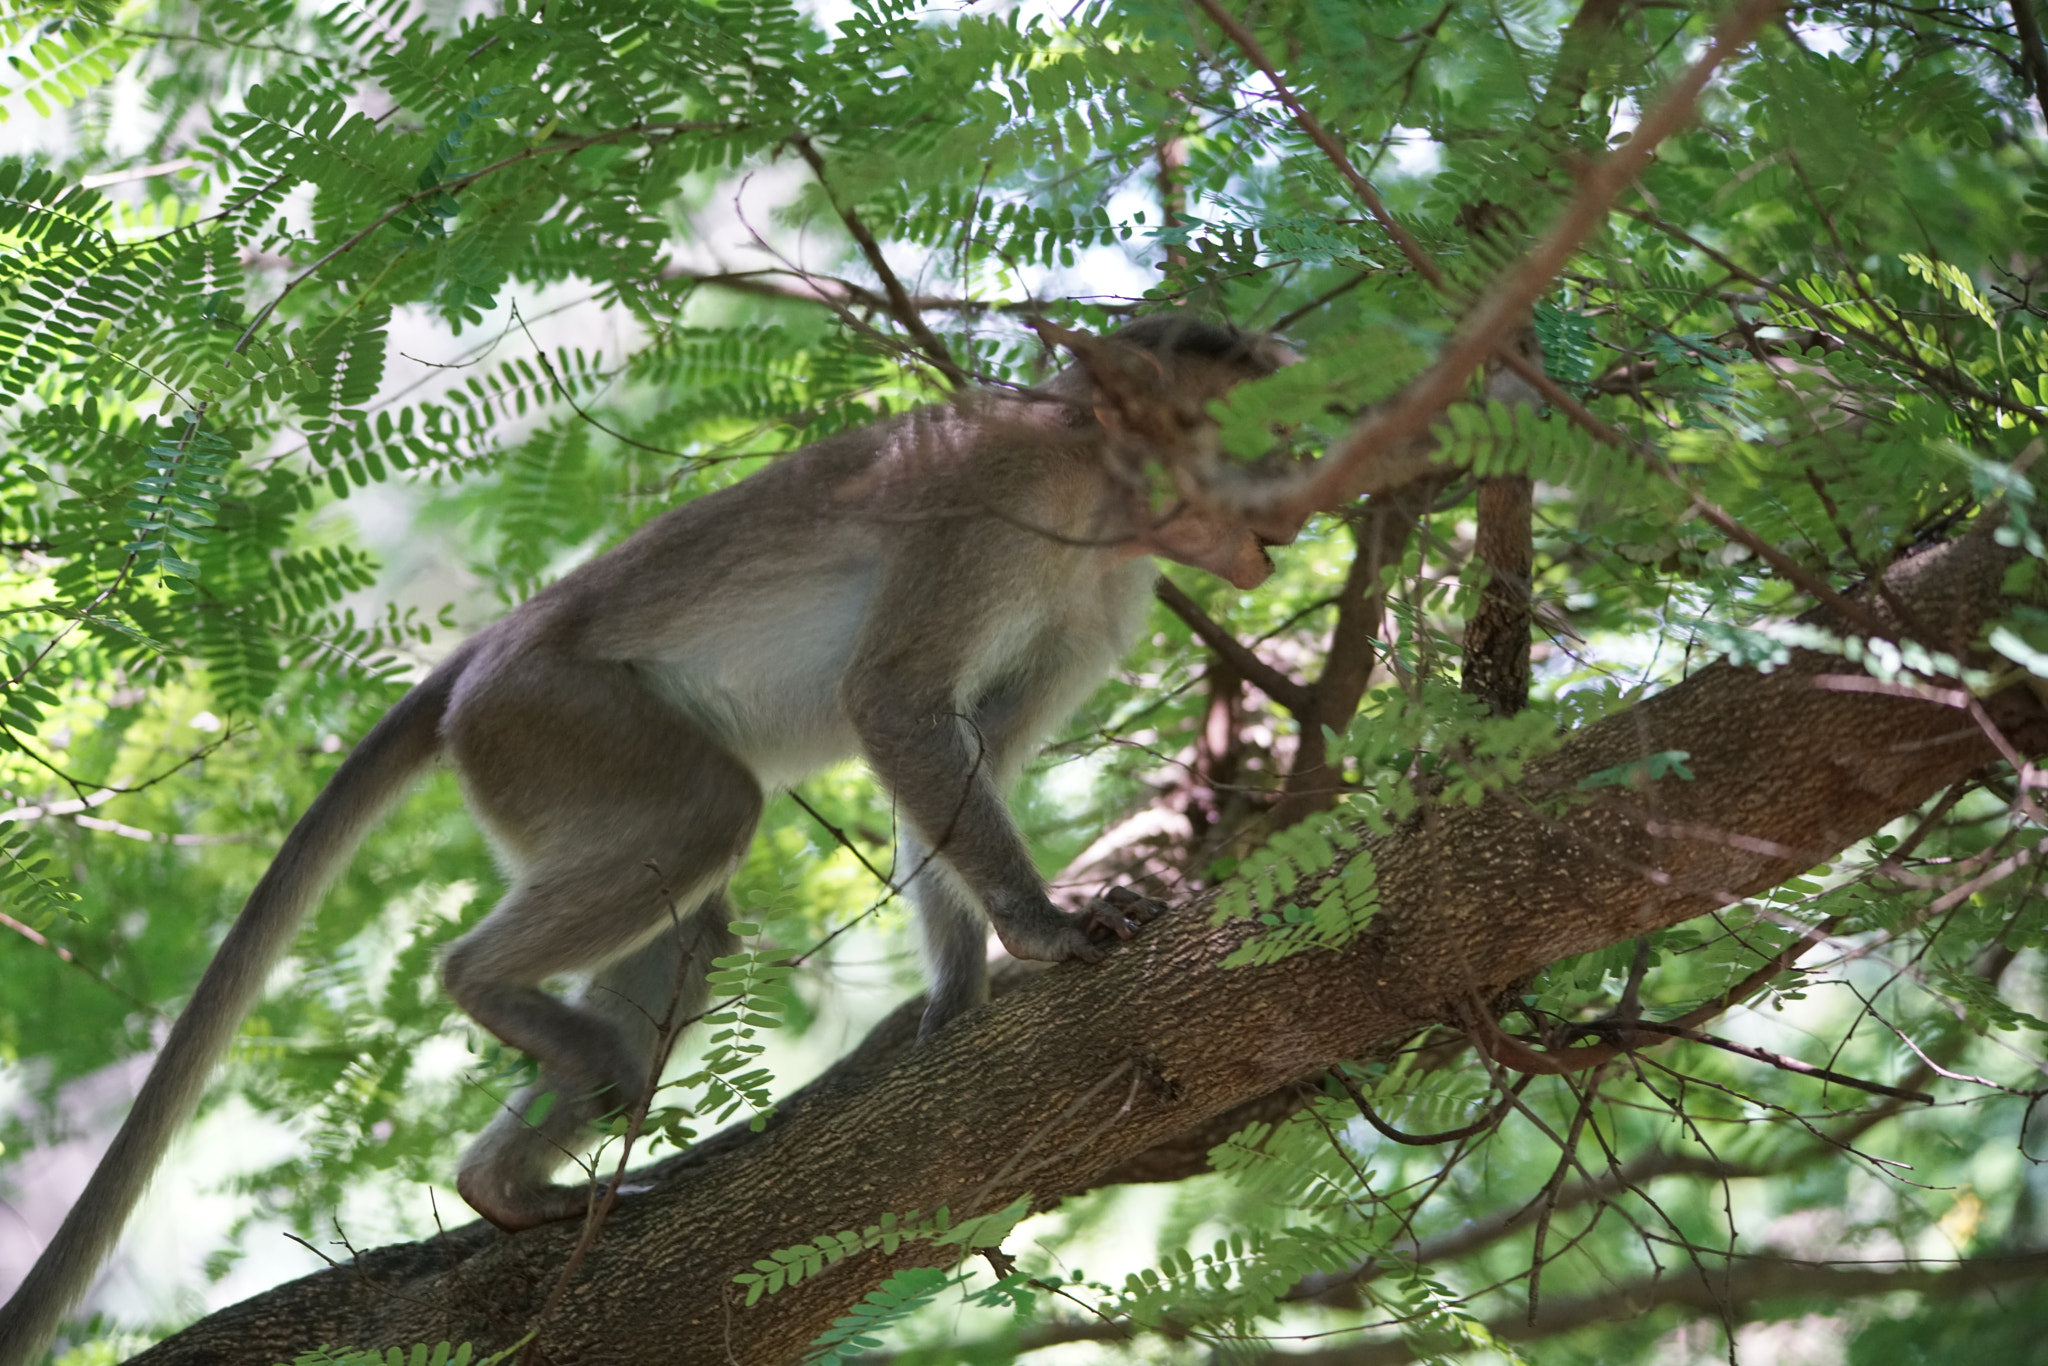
[
  {"left": 634, "top": 659, "right": 859, "bottom": 791},
  {"left": 625, "top": 573, "right": 874, "bottom": 789}
]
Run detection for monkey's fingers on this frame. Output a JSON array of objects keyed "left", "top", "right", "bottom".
[{"left": 1077, "top": 886, "right": 1169, "bottom": 942}]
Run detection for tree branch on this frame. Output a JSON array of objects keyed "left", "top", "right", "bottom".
[
  {"left": 2011, "top": 0, "right": 2048, "bottom": 131},
  {"left": 127, "top": 520, "right": 2046, "bottom": 1363},
  {"left": 1271, "top": 482, "right": 1442, "bottom": 825},
  {"left": 1155, "top": 575, "right": 1314, "bottom": 714},
  {"left": 1266, "top": 1251, "right": 2048, "bottom": 1365},
  {"left": 1232, "top": 0, "right": 1784, "bottom": 530}
]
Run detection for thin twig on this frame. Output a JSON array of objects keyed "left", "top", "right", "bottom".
[
  {"left": 1527, "top": 1078, "right": 1600, "bottom": 1323},
  {"left": 1631, "top": 1020, "right": 1936, "bottom": 1104},
  {"left": 512, "top": 305, "right": 687, "bottom": 458},
  {"left": 2009, "top": 0, "right": 2048, "bottom": 131},
  {"left": 531, "top": 906, "right": 702, "bottom": 1338},
  {"left": 1329, "top": 1066, "right": 1527, "bottom": 1145},
  {"left": 1156, "top": 576, "right": 1314, "bottom": 713},
  {"left": 790, "top": 136, "right": 971, "bottom": 389}
]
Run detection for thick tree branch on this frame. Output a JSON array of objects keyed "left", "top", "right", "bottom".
[
  {"left": 852, "top": 1236, "right": 2048, "bottom": 1360},
  {"left": 130, "top": 523, "right": 2046, "bottom": 1364}
]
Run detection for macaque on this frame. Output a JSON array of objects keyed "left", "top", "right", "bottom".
[{"left": 0, "top": 313, "right": 1295, "bottom": 1363}]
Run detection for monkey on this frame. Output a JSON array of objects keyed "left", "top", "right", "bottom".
[{"left": 0, "top": 313, "right": 1296, "bottom": 1363}]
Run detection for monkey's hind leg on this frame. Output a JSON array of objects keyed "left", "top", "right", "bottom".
[
  {"left": 440, "top": 657, "right": 763, "bottom": 1230},
  {"left": 456, "top": 896, "right": 737, "bottom": 1229},
  {"left": 899, "top": 829, "right": 990, "bottom": 1041}
]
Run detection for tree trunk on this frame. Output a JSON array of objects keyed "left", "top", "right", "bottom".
[{"left": 129, "top": 526, "right": 2046, "bottom": 1365}]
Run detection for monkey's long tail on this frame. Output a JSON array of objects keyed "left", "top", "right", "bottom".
[{"left": 0, "top": 649, "right": 471, "bottom": 1366}]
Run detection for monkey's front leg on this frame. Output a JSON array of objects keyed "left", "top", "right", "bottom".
[{"left": 895, "top": 761, "right": 1160, "bottom": 970}]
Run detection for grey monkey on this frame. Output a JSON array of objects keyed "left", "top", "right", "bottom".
[{"left": 0, "top": 314, "right": 1293, "bottom": 1364}]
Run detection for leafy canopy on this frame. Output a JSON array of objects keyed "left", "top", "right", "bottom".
[{"left": 4, "top": 0, "right": 2048, "bottom": 1361}]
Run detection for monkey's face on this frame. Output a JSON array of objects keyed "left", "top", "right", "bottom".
[{"left": 1142, "top": 506, "right": 1294, "bottom": 589}]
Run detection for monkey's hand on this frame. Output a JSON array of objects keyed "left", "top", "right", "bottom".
[
  {"left": 990, "top": 886, "right": 1165, "bottom": 964},
  {"left": 1078, "top": 884, "right": 1168, "bottom": 942}
]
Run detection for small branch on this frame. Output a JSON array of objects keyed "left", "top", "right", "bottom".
[
  {"left": 1329, "top": 1066, "right": 1526, "bottom": 1146},
  {"left": 1239, "top": 0, "right": 1784, "bottom": 527},
  {"left": 1625, "top": 1021, "right": 1936, "bottom": 1104},
  {"left": 1461, "top": 996, "right": 1619, "bottom": 1075},
  {"left": 785, "top": 791, "right": 894, "bottom": 890},
  {"left": 790, "top": 136, "right": 972, "bottom": 389},
  {"left": 1270, "top": 268, "right": 1378, "bottom": 331},
  {"left": 1526, "top": 1079, "right": 1600, "bottom": 1324},
  {"left": 1391, "top": 1149, "right": 1747, "bottom": 1281},
  {"left": 1459, "top": 994, "right": 1936, "bottom": 1104},
  {"left": 513, "top": 305, "right": 687, "bottom": 458},
  {"left": 0, "top": 911, "right": 160, "bottom": 1016},
  {"left": 1155, "top": 576, "right": 1313, "bottom": 714}
]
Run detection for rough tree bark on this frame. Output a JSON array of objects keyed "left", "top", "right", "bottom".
[{"left": 128, "top": 524, "right": 2046, "bottom": 1365}]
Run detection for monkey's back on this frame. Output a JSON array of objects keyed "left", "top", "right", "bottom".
[{"left": 486, "top": 395, "right": 1121, "bottom": 792}]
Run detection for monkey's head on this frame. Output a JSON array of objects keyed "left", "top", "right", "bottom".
[
  {"left": 1056, "top": 313, "right": 1303, "bottom": 591},
  {"left": 1048, "top": 314, "right": 1295, "bottom": 416}
]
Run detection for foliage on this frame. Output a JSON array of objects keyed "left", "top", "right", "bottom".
[
  {"left": 1211, "top": 812, "right": 1378, "bottom": 966},
  {"left": 735, "top": 1198, "right": 1032, "bottom": 1305},
  {"left": 3, "top": 0, "right": 2048, "bottom": 1362},
  {"left": 803, "top": 1267, "right": 957, "bottom": 1364},
  {"left": 659, "top": 928, "right": 793, "bottom": 1138}
]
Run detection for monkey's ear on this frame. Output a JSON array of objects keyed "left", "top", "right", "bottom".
[{"left": 1251, "top": 337, "right": 1302, "bottom": 374}]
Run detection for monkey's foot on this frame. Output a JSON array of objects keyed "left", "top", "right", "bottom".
[
  {"left": 1077, "top": 885, "right": 1168, "bottom": 942},
  {"left": 458, "top": 1168, "right": 608, "bottom": 1233}
]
